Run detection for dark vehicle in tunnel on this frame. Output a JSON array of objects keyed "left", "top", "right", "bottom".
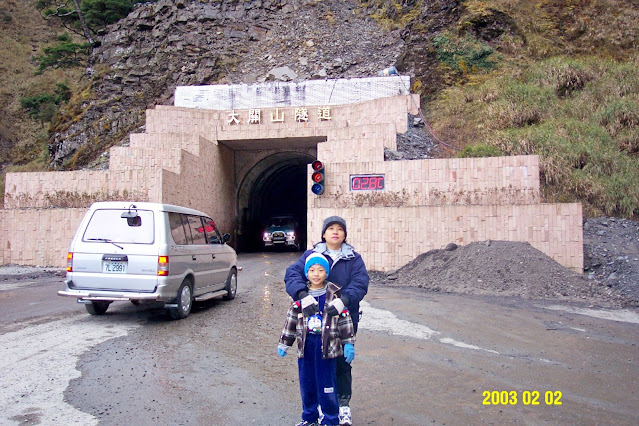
[{"left": 262, "top": 215, "right": 304, "bottom": 251}]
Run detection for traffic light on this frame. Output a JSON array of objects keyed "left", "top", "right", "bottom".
[{"left": 311, "top": 160, "right": 325, "bottom": 195}]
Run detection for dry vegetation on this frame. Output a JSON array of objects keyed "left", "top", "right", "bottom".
[
  {"left": 0, "top": 0, "right": 83, "bottom": 203},
  {"left": 427, "top": 0, "right": 639, "bottom": 219},
  {"left": 1, "top": 0, "right": 638, "bottom": 219}
]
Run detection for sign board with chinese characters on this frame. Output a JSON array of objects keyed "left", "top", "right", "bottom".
[
  {"left": 225, "top": 106, "right": 332, "bottom": 125},
  {"left": 350, "top": 174, "right": 385, "bottom": 191}
]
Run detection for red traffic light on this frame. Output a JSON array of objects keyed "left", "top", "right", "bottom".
[{"left": 311, "top": 160, "right": 325, "bottom": 195}]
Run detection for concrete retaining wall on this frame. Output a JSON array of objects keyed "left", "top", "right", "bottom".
[
  {"left": 307, "top": 203, "right": 583, "bottom": 273},
  {"left": 0, "top": 208, "right": 87, "bottom": 267},
  {"left": 1, "top": 83, "right": 582, "bottom": 271}
]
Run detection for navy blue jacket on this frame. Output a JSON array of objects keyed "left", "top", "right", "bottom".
[{"left": 285, "top": 242, "right": 369, "bottom": 326}]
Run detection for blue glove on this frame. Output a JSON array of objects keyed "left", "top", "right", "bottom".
[
  {"left": 278, "top": 348, "right": 287, "bottom": 358},
  {"left": 344, "top": 343, "right": 355, "bottom": 363}
]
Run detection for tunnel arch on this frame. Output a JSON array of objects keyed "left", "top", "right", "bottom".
[{"left": 236, "top": 151, "right": 316, "bottom": 251}]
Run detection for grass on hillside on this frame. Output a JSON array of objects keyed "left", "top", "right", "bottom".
[
  {"left": 0, "top": 0, "right": 84, "bottom": 206},
  {"left": 430, "top": 55, "right": 639, "bottom": 219}
]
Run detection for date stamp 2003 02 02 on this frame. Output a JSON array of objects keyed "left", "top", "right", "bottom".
[{"left": 482, "top": 390, "right": 563, "bottom": 406}]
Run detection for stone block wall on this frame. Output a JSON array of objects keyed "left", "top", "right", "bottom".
[
  {"left": 307, "top": 203, "right": 583, "bottom": 273},
  {"left": 1, "top": 89, "right": 582, "bottom": 272},
  {"left": 0, "top": 208, "right": 87, "bottom": 266},
  {"left": 160, "top": 138, "right": 235, "bottom": 235},
  {"left": 110, "top": 133, "right": 203, "bottom": 173},
  {"left": 2, "top": 128, "right": 234, "bottom": 266},
  {"left": 311, "top": 156, "right": 541, "bottom": 209},
  {"left": 4, "top": 170, "right": 109, "bottom": 209},
  {"left": 146, "top": 95, "right": 418, "bottom": 138},
  {"left": 306, "top": 152, "right": 582, "bottom": 272}
]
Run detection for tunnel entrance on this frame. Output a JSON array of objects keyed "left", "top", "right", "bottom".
[{"left": 232, "top": 147, "right": 319, "bottom": 253}]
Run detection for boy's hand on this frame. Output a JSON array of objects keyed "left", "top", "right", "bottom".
[
  {"left": 277, "top": 348, "right": 287, "bottom": 358},
  {"left": 344, "top": 343, "right": 355, "bottom": 363},
  {"left": 326, "top": 296, "right": 347, "bottom": 317},
  {"left": 299, "top": 291, "right": 319, "bottom": 316}
]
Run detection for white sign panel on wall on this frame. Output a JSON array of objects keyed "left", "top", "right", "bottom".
[{"left": 174, "top": 76, "right": 411, "bottom": 110}]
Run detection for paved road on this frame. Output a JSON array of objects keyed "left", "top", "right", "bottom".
[{"left": 1, "top": 253, "right": 638, "bottom": 425}]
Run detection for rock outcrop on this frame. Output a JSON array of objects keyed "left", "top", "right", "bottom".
[{"left": 49, "top": 0, "right": 415, "bottom": 168}]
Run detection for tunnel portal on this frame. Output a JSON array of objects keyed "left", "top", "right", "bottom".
[{"left": 233, "top": 148, "right": 317, "bottom": 252}]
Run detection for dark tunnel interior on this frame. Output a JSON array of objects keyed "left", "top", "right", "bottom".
[{"left": 238, "top": 161, "right": 310, "bottom": 252}]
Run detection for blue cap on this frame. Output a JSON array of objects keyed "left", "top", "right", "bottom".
[{"left": 304, "top": 253, "right": 330, "bottom": 279}]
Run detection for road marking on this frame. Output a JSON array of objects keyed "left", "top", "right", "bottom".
[
  {"left": 358, "top": 301, "right": 440, "bottom": 339},
  {"left": 0, "top": 316, "right": 136, "bottom": 424},
  {"left": 542, "top": 305, "right": 639, "bottom": 324},
  {"left": 359, "top": 301, "right": 499, "bottom": 353},
  {"left": 439, "top": 337, "right": 499, "bottom": 354}
]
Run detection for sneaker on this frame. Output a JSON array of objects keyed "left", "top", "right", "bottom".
[
  {"left": 295, "top": 421, "right": 318, "bottom": 426},
  {"left": 338, "top": 406, "right": 352, "bottom": 426}
]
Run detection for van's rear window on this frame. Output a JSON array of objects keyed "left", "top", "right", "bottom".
[{"left": 83, "top": 209, "right": 155, "bottom": 244}]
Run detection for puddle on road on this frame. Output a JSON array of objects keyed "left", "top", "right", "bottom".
[
  {"left": 0, "top": 316, "right": 136, "bottom": 424},
  {"left": 359, "top": 301, "right": 499, "bottom": 354},
  {"left": 542, "top": 305, "right": 639, "bottom": 324}
]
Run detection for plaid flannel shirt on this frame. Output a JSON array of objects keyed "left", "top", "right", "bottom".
[{"left": 279, "top": 280, "right": 355, "bottom": 359}]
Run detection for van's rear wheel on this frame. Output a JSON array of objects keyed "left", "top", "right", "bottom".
[
  {"left": 223, "top": 268, "right": 237, "bottom": 301},
  {"left": 85, "top": 301, "right": 110, "bottom": 315},
  {"left": 170, "top": 279, "right": 193, "bottom": 320}
]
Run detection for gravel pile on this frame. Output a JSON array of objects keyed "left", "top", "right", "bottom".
[
  {"left": 583, "top": 217, "right": 639, "bottom": 306},
  {"left": 371, "top": 217, "right": 639, "bottom": 308}
]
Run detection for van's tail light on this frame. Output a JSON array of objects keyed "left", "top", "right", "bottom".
[
  {"left": 66, "top": 252, "right": 73, "bottom": 272},
  {"left": 158, "top": 256, "right": 169, "bottom": 276}
]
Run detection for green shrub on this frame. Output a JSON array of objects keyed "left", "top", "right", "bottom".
[
  {"left": 20, "top": 83, "right": 72, "bottom": 125},
  {"left": 458, "top": 144, "right": 503, "bottom": 158},
  {"left": 37, "top": 1, "right": 153, "bottom": 38},
  {"left": 432, "top": 33, "right": 499, "bottom": 74},
  {"left": 35, "top": 33, "right": 91, "bottom": 74}
]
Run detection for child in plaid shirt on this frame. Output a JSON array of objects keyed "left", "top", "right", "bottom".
[{"left": 278, "top": 253, "right": 355, "bottom": 426}]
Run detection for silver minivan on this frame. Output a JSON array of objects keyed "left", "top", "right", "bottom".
[{"left": 58, "top": 202, "right": 238, "bottom": 319}]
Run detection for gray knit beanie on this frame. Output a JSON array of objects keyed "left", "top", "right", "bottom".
[{"left": 321, "top": 216, "right": 347, "bottom": 241}]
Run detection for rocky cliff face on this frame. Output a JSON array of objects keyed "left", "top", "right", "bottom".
[{"left": 49, "top": 0, "right": 423, "bottom": 169}]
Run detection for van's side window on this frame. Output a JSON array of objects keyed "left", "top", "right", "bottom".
[
  {"left": 168, "top": 212, "right": 188, "bottom": 245},
  {"left": 203, "top": 218, "right": 222, "bottom": 244},
  {"left": 185, "top": 215, "right": 207, "bottom": 245}
]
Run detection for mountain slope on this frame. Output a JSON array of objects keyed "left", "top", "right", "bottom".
[{"left": 1, "top": 0, "right": 638, "bottom": 218}]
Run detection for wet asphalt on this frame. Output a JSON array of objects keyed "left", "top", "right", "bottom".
[{"left": 1, "top": 252, "right": 638, "bottom": 425}]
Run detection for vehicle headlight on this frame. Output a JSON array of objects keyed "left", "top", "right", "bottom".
[
  {"left": 263, "top": 232, "right": 272, "bottom": 239},
  {"left": 287, "top": 232, "right": 295, "bottom": 239}
]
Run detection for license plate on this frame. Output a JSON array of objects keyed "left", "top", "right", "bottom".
[{"left": 104, "top": 261, "right": 127, "bottom": 273}]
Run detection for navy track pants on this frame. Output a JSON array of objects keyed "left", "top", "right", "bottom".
[{"left": 298, "top": 333, "right": 339, "bottom": 425}]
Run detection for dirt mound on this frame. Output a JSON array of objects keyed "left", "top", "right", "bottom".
[{"left": 370, "top": 240, "right": 631, "bottom": 308}]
